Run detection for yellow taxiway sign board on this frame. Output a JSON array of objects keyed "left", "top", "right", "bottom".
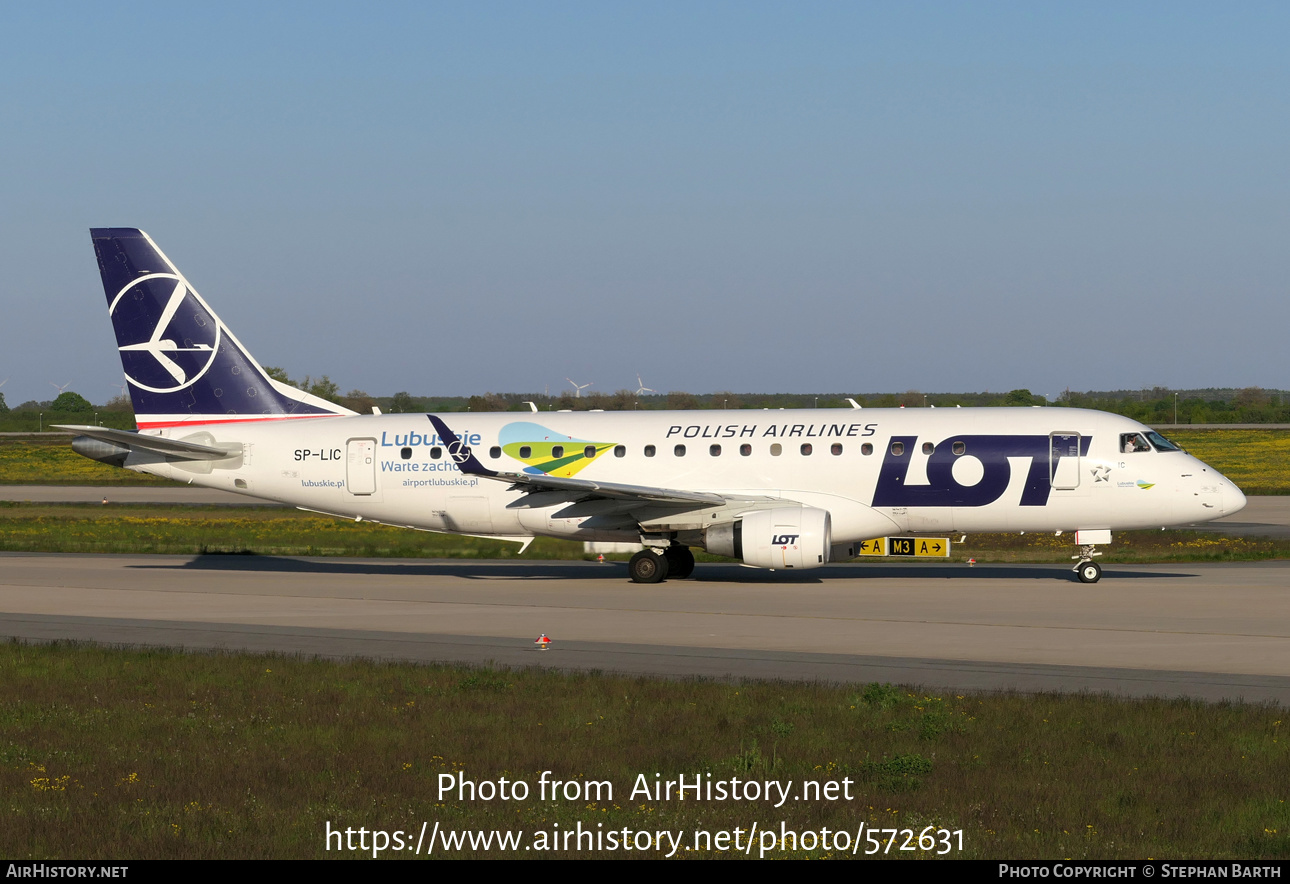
[{"left": 856, "top": 537, "right": 950, "bottom": 558}]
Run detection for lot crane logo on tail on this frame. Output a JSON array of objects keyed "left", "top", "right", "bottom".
[{"left": 110, "top": 273, "right": 220, "bottom": 393}]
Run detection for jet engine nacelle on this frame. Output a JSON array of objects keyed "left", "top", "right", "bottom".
[{"left": 704, "top": 506, "right": 832, "bottom": 570}]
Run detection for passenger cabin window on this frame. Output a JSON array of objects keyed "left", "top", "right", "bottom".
[
  {"left": 890, "top": 442, "right": 904, "bottom": 456},
  {"left": 831, "top": 443, "right": 842, "bottom": 455},
  {"left": 922, "top": 442, "right": 934, "bottom": 455},
  {"left": 552, "top": 445, "right": 564, "bottom": 458},
  {"left": 861, "top": 443, "right": 873, "bottom": 456},
  {"left": 430, "top": 447, "right": 442, "bottom": 459},
  {"left": 489, "top": 446, "right": 501, "bottom": 459},
  {"left": 800, "top": 443, "right": 812, "bottom": 456},
  {"left": 1120, "top": 433, "right": 1151, "bottom": 454},
  {"left": 952, "top": 441, "right": 965, "bottom": 456},
  {"left": 709, "top": 444, "right": 721, "bottom": 456},
  {"left": 584, "top": 445, "right": 596, "bottom": 459},
  {"left": 674, "top": 444, "right": 686, "bottom": 457},
  {"left": 614, "top": 445, "right": 626, "bottom": 457},
  {"left": 519, "top": 445, "right": 531, "bottom": 458},
  {"left": 770, "top": 443, "right": 782, "bottom": 456},
  {"left": 400, "top": 447, "right": 412, "bottom": 460},
  {"left": 644, "top": 445, "right": 656, "bottom": 457}
]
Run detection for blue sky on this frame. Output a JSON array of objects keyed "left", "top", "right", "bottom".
[{"left": 1, "top": 2, "right": 1287, "bottom": 405}]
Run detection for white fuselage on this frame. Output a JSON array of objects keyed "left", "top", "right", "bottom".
[{"left": 124, "top": 406, "right": 1245, "bottom": 545}]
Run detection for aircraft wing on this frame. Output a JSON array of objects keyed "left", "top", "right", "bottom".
[
  {"left": 476, "top": 469, "right": 726, "bottom": 505},
  {"left": 54, "top": 425, "right": 235, "bottom": 461},
  {"left": 426, "top": 414, "right": 739, "bottom": 506}
]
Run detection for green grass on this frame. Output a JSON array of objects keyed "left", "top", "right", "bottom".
[
  {"left": 0, "top": 436, "right": 171, "bottom": 486},
  {"left": 0, "top": 503, "right": 587, "bottom": 559},
  {"left": 953, "top": 530, "right": 1290, "bottom": 565},
  {"left": 1165, "top": 430, "right": 1290, "bottom": 495},
  {"left": 1, "top": 642, "right": 1286, "bottom": 859}
]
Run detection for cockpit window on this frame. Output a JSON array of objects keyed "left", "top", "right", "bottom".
[
  {"left": 1120, "top": 433, "right": 1152, "bottom": 454},
  {"left": 1145, "top": 431, "right": 1182, "bottom": 452}
]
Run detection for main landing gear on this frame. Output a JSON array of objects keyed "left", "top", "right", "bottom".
[
  {"left": 628, "top": 545, "right": 695, "bottom": 583},
  {"left": 665, "top": 545, "right": 695, "bottom": 579}
]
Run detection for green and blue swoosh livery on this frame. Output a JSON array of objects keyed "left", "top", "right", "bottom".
[{"left": 499, "top": 422, "right": 616, "bottom": 478}]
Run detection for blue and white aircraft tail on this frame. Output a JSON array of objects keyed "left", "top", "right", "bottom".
[
  {"left": 89, "top": 228, "right": 353, "bottom": 430},
  {"left": 65, "top": 228, "right": 1248, "bottom": 585}
]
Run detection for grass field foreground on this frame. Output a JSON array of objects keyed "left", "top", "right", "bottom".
[{"left": 2, "top": 642, "right": 1287, "bottom": 860}]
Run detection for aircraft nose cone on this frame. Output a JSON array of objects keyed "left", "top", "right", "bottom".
[{"left": 1222, "top": 481, "right": 1247, "bottom": 516}]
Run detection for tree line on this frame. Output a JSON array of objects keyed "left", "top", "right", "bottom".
[{"left": 5, "top": 380, "right": 1290, "bottom": 426}]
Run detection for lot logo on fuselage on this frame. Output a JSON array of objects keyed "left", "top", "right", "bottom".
[
  {"left": 872, "top": 434, "right": 1092, "bottom": 508},
  {"left": 108, "top": 274, "right": 221, "bottom": 393},
  {"left": 498, "top": 422, "right": 616, "bottom": 479},
  {"left": 447, "top": 439, "right": 472, "bottom": 464}
]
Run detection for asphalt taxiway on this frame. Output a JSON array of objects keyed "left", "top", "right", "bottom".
[{"left": 1, "top": 553, "right": 1287, "bottom": 704}]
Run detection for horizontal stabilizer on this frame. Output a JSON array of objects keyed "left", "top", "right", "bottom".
[{"left": 54, "top": 425, "right": 235, "bottom": 461}]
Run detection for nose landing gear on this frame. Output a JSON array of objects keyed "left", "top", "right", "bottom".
[
  {"left": 1075, "top": 558, "right": 1102, "bottom": 584},
  {"left": 1072, "top": 543, "right": 1103, "bottom": 583}
]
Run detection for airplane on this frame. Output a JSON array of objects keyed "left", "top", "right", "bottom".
[{"left": 62, "top": 228, "right": 1247, "bottom": 585}]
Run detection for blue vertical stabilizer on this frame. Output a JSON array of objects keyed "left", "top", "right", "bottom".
[{"left": 90, "top": 228, "right": 352, "bottom": 428}]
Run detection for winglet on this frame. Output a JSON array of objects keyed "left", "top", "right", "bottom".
[{"left": 425, "top": 414, "right": 498, "bottom": 477}]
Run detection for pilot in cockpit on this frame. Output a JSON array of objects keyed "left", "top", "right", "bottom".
[{"left": 1121, "top": 433, "right": 1150, "bottom": 453}]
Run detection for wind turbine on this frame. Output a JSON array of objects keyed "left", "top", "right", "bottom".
[
  {"left": 566, "top": 378, "right": 592, "bottom": 398},
  {"left": 50, "top": 381, "right": 71, "bottom": 396},
  {"left": 635, "top": 374, "right": 655, "bottom": 396}
]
